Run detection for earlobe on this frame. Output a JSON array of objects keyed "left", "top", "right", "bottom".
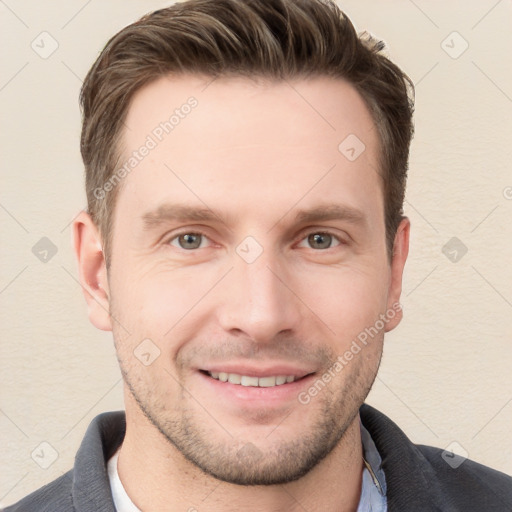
[
  {"left": 385, "top": 217, "right": 410, "bottom": 332},
  {"left": 73, "top": 211, "right": 112, "bottom": 331}
]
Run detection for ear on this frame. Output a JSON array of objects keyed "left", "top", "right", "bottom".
[
  {"left": 72, "top": 211, "right": 112, "bottom": 331},
  {"left": 385, "top": 217, "right": 410, "bottom": 332}
]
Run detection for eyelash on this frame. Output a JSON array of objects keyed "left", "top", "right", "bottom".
[{"left": 165, "top": 229, "right": 346, "bottom": 250}]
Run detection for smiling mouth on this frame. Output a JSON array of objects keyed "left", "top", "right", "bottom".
[{"left": 201, "top": 370, "right": 313, "bottom": 388}]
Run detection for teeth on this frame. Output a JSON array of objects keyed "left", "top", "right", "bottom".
[
  {"left": 208, "top": 372, "right": 297, "bottom": 387},
  {"left": 258, "top": 376, "right": 276, "bottom": 387},
  {"left": 228, "top": 373, "right": 241, "bottom": 384},
  {"left": 241, "top": 375, "right": 259, "bottom": 386}
]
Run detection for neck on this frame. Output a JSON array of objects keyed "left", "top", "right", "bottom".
[{"left": 117, "top": 395, "right": 364, "bottom": 512}]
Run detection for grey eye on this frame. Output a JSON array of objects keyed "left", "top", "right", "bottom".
[
  {"left": 297, "top": 232, "right": 341, "bottom": 250},
  {"left": 172, "top": 233, "right": 204, "bottom": 250},
  {"left": 307, "top": 233, "right": 333, "bottom": 249}
]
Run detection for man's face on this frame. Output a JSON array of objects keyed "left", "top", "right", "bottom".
[{"left": 97, "top": 75, "right": 407, "bottom": 485}]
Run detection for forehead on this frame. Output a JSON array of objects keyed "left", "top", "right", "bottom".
[{"left": 116, "top": 74, "right": 383, "bottom": 229}]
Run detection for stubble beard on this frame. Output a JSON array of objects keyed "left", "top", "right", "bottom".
[{"left": 116, "top": 340, "right": 381, "bottom": 486}]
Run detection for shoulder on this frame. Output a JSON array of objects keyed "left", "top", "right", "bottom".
[
  {"left": 3, "top": 410, "right": 125, "bottom": 512},
  {"left": 417, "top": 444, "right": 512, "bottom": 507},
  {"left": 360, "top": 403, "right": 512, "bottom": 511},
  {"left": 2, "top": 471, "right": 74, "bottom": 512}
]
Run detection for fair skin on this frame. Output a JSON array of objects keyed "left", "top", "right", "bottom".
[{"left": 74, "top": 75, "right": 409, "bottom": 511}]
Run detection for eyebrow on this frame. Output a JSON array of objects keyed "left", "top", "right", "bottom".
[
  {"left": 142, "top": 204, "right": 227, "bottom": 229},
  {"left": 291, "top": 204, "right": 367, "bottom": 227},
  {"left": 141, "top": 203, "right": 367, "bottom": 231}
]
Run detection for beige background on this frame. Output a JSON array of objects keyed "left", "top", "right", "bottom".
[{"left": 1, "top": 0, "right": 511, "bottom": 507}]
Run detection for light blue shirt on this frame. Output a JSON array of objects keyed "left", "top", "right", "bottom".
[{"left": 357, "top": 420, "right": 387, "bottom": 511}]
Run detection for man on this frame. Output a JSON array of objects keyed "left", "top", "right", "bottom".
[{"left": 6, "top": 0, "right": 511, "bottom": 510}]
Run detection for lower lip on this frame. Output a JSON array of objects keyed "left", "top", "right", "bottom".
[{"left": 197, "top": 371, "right": 316, "bottom": 405}]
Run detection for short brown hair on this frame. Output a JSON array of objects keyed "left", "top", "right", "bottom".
[{"left": 80, "top": 0, "right": 414, "bottom": 262}]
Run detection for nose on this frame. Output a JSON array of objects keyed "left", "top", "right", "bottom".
[{"left": 216, "top": 246, "right": 301, "bottom": 344}]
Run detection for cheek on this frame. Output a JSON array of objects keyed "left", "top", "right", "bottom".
[
  {"left": 296, "top": 266, "right": 389, "bottom": 340},
  {"left": 111, "top": 265, "right": 217, "bottom": 341}
]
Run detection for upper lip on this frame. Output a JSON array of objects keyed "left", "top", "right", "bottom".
[{"left": 199, "top": 363, "right": 315, "bottom": 379}]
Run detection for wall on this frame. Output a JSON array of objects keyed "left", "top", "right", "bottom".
[{"left": 1, "top": 0, "right": 511, "bottom": 506}]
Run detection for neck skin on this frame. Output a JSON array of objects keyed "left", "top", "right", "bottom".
[{"left": 117, "top": 390, "right": 364, "bottom": 512}]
